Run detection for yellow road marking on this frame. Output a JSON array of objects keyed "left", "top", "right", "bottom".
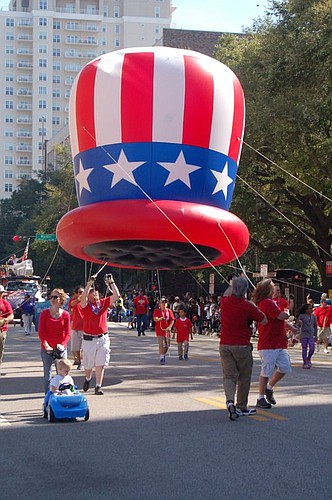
[
  {"left": 208, "top": 396, "right": 270, "bottom": 421},
  {"left": 195, "top": 397, "right": 224, "bottom": 409},
  {"left": 194, "top": 397, "right": 269, "bottom": 421},
  {"left": 255, "top": 409, "right": 288, "bottom": 420},
  {"left": 210, "top": 397, "right": 288, "bottom": 420},
  {"left": 248, "top": 415, "right": 269, "bottom": 421},
  {"left": 195, "top": 396, "right": 287, "bottom": 421}
]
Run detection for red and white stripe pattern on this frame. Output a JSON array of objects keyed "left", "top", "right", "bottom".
[{"left": 69, "top": 47, "right": 245, "bottom": 165}]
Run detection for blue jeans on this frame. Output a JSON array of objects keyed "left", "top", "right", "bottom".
[
  {"left": 41, "top": 348, "right": 67, "bottom": 394},
  {"left": 136, "top": 314, "right": 147, "bottom": 335}
]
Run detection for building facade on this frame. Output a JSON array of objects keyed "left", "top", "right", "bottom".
[
  {"left": 0, "top": 0, "right": 173, "bottom": 197},
  {"left": 163, "top": 28, "right": 226, "bottom": 58}
]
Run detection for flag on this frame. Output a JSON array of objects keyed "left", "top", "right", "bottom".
[{"left": 22, "top": 238, "right": 30, "bottom": 261}]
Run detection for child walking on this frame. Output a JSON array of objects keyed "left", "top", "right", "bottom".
[
  {"left": 295, "top": 303, "right": 317, "bottom": 369},
  {"left": 173, "top": 306, "right": 193, "bottom": 360}
]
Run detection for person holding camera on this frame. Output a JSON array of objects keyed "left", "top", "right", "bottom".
[
  {"left": 38, "top": 288, "right": 71, "bottom": 394},
  {"left": 80, "top": 274, "right": 119, "bottom": 395}
]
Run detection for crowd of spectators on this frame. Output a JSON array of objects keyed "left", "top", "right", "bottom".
[{"left": 108, "top": 291, "right": 222, "bottom": 335}]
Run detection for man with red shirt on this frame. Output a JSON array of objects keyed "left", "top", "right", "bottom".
[
  {"left": 80, "top": 275, "right": 119, "bottom": 395},
  {"left": 220, "top": 277, "right": 267, "bottom": 420},
  {"left": 252, "top": 279, "right": 297, "bottom": 409},
  {"left": 272, "top": 285, "right": 290, "bottom": 312},
  {"left": 0, "top": 286, "right": 14, "bottom": 371},
  {"left": 314, "top": 299, "right": 332, "bottom": 353},
  {"left": 133, "top": 290, "right": 149, "bottom": 337}
]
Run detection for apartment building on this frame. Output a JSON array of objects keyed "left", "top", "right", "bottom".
[{"left": 0, "top": 0, "right": 173, "bottom": 198}]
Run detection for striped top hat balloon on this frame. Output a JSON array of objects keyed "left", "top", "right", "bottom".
[{"left": 57, "top": 47, "right": 249, "bottom": 270}]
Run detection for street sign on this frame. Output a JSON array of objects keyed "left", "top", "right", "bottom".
[
  {"left": 209, "top": 273, "right": 215, "bottom": 294},
  {"left": 252, "top": 271, "right": 276, "bottom": 279},
  {"left": 35, "top": 233, "right": 57, "bottom": 241},
  {"left": 260, "top": 264, "right": 268, "bottom": 277}
]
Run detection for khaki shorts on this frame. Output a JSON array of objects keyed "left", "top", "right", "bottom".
[
  {"left": 317, "top": 327, "right": 330, "bottom": 341},
  {"left": 71, "top": 329, "right": 83, "bottom": 351},
  {"left": 82, "top": 334, "right": 110, "bottom": 369},
  {"left": 259, "top": 348, "right": 292, "bottom": 378},
  {"left": 157, "top": 335, "right": 170, "bottom": 350}
]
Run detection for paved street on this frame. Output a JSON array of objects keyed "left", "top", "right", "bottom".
[{"left": 1, "top": 322, "right": 332, "bottom": 500}]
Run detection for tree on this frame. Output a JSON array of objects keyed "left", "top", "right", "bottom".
[
  {"left": 19, "top": 145, "right": 89, "bottom": 290},
  {"left": 215, "top": 0, "right": 332, "bottom": 290},
  {"left": 0, "top": 180, "right": 46, "bottom": 263}
]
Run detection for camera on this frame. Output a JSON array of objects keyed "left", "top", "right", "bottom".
[{"left": 51, "top": 345, "right": 65, "bottom": 360}]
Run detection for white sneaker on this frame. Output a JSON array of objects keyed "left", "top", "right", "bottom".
[
  {"left": 324, "top": 348, "right": 330, "bottom": 354},
  {"left": 236, "top": 408, "right": 256, "bottom": 416}
]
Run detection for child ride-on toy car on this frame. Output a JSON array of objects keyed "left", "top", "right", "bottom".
[{"left": 43, "top": 384, "right": 89, "bottom": 422}]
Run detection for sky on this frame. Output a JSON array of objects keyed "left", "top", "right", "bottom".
[
  {"left": 0, "top": 0, "right": 269, "bottom": 33},
  {"left": 171, "top": 0, "right": 268, "bottom": 32}
]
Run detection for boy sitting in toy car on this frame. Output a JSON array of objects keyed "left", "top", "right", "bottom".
[
  {"left": 43, "top": 357, "right": 89, "bottom": 422},
  {"left": 50, "top": 358, "right": 75, "bottom": 394}
]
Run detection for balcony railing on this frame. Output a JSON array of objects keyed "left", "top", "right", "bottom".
[
  {"left": 64, "top": 64, "right": 83, "bottom": 72},
  {"left": 17, "top": 75, "right": 33, "bottom": 83},
  {"left": 65, "top": 50, "right": 97, "bottom": 58},
  {"left": 17, "top": 117, "right": 32, "bottom": 124},
  {"left": 65, "top": 23, "right": 98, "bottom": 31},
  {"left": 16, "top": 144, "right": 32, "bottom": 152},
  {"left": 17, "top": 89, "right": 33, "bottom": 96},
  {"left": 17, "top": 131, "right": 32, "bottom": 138},
  {"left": 16, "top": 173, "right": 32, "bottom": 180},
  {"left": 55, "top": 8, "right": 100, "bottom": 15},
  {"left": 17, "top": 34, "right": 33, "bottom": 42},
  {"left": 17, "top": 20, "right": 33, "bottom": 28},
  {"left": 17, "top": 103, "right": 32, "bottom": 110},
  {"left": 17, "top": 48, "right": 33, "bottom": 55},
  {"left": 66, "top": 37, "right": 98, "bottom": 45},
  {"left": 17, "top": 61, "right": 33, "bottom": 69},
  {"left": 16, "top": 159, "right": 32, "bottom": 166}
]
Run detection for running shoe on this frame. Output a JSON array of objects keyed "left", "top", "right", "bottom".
[
  {"left": 236, "top": 408, "right": 257, "bottom": 416},
  {"left": 227, "top": 400, "right": 239, "bottom": 421},
  {"left": 83, "top": 378, "right": 91, "bottom": 392},
  {"left": 265, "top": 388, "right": 276, "bottom": 405},
  {"left": 256, "top": 397, "right": 272, "bottom": 409}
]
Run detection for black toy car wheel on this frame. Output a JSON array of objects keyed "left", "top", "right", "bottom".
[
  {"left": 84, "top": 408, "right": 90, "bottom": 421},
  {"left": 48, "top": 406, "right": 55, "bottom": 422},
  {"left": 42, "top": 403, "right": 47, "bottom": 419}
]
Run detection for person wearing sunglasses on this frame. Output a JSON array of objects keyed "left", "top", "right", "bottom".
[
  {"left": 38, "top": 288, "right": 71, "bottom": 393},
  {"left": 272, "top": 285, "right": 290, "bottom": 313},
  {"left": 80, "top": 275, "right": 119, "bottom": 395}
]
